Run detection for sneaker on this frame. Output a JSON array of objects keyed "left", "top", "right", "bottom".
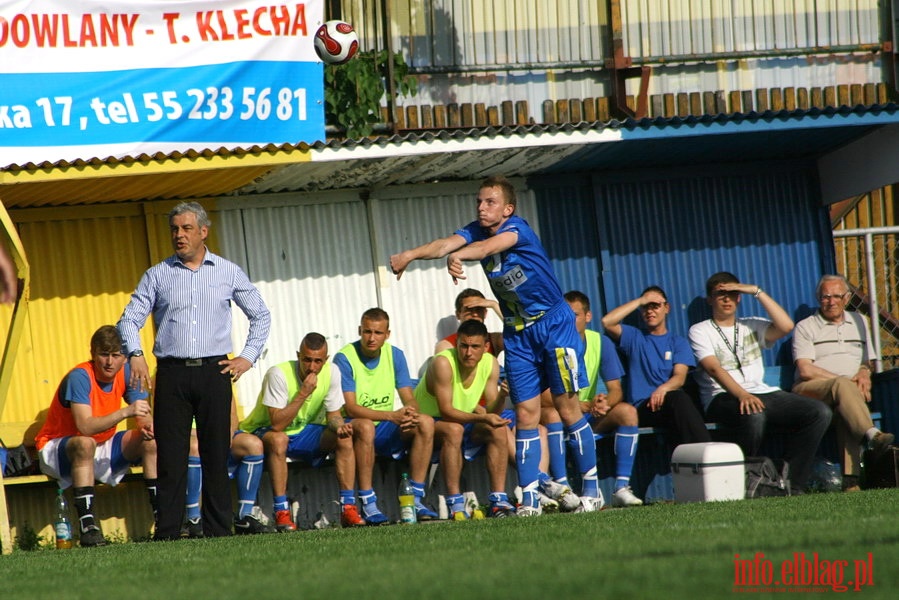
[
  {"left": 234, "top": 509, "right": 274, "bottom": 535},
  {"left": 362, "top": 506, "right": 390, "bottom": 526},
  {"left": 516, "top": 505, "right": 542, "bottom": 517},
  {"left": 452, "top": 509, "right": 470, "bottom": 521},
  {"left": 180, "top": 517, "right": 204, "bottom": 539},
  {"left": 274, "top": 509, "right": 297, "bottom": 532},
  {"left": 869, "top": 431, "right": 895, "bottom": 459},
  {"left": 488, "top": 500, "right": 516, "bottom": 518},
  {"left": 574, "top": 495, "right": 604, "bottom": 513},
  {"left": 540, "top": 479, "right": 581, "bottom": 512},
  {"left": 79, "top": 525, "right": 108, "bottom": 547},
  {"left": 612, "top": 486, "right": 644, "bottom": 507},
  {"left": 415, "top": 502, "right": 439, "bottom": 521},
  {"left": 340, "top": 504, "right": 366, "bottom": 527},
  {"left": 536, "top": 491, "right": 560, "bottom": 513}
]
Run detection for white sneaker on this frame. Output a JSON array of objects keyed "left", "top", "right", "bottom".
[
  {"left": 540, "top": 480, "right": 581, "bottom": 513},
  {"left": 574, "top": 494, "right": 604, "bottom": 513},
  {"left": 536, "top": 491, "right": 560, "bottom": 513},
  {"left": 612, "top": 486, "right": 644, "bottom": 507},
  {"left": 517, "top": 505, "right": 543, "bottom": 517}
]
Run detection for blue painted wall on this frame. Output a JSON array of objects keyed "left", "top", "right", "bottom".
[{"left": 532, "top": 161, "right": 837, "bottom": 369}]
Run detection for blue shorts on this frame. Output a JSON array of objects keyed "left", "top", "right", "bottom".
[
  {"left": 504, "top": 303, "right": 588, "bottom": 403},
  {"left": 374, "top": 421, "right": 408, "bottom": 460},
  {"left": 252, "top": 424, "right": 330, "bottom": 467}
]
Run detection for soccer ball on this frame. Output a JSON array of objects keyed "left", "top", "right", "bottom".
[{"left": 314, "top": 20, "right": 359, "bottom": 65}]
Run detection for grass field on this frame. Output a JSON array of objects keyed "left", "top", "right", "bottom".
[{"left": 3, "top": 489, "right": 898, "bottom": 599}]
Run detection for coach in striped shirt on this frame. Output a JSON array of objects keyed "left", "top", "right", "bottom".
[{"left": 118, "top": 201, "right": 271, "bottom": 540}]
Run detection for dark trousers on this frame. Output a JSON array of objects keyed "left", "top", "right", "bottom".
[
  {"left": 153, "top": 358, "right": 232, "bottom": 539},
  {"left": 637, "top": 388, "right": 712, "bottom": 448},
  {"left": 706, "top": 390, "right": 832, "bottom": 492}
]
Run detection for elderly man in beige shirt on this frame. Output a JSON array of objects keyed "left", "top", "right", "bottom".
[{"left": 792, "top": 274, "right": 894, "bottom": 491}]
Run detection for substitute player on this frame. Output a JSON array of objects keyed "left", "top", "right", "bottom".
[{"left": 416, "top": 320, "right": 515, "bottom": 519}]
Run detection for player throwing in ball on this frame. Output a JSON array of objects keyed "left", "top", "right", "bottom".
[{"left": 390, "top": 176, "right": 600, "bottom": 515}]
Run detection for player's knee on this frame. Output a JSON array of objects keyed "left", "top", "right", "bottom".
[
  {"left": 68, "top": 435, "right": 96, "bottom": 460},
  {"left": 618, "top": 402, "right": 638, "bottom": 426},
  {"left": 417, "top": 413, "right": 435, "bottom": 433},
  {"left": 263, "top": 431, "right": 289, "bottom": 454},
  {"left": 235, "top": 433, "right": 263, "bottom": 456},
  {"left": 352, "top": 418, "right": 375, "bottom": 440}
]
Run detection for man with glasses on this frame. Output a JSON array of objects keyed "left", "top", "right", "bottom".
[
  {"left": 688, "top": 272, "right": 831, "bottom": 493},
  {"left": 792, "top": 274, "right": 895, "bottom": 491},
  {"left": 601, "top": 286, "right": 712, "bottom": 450}
]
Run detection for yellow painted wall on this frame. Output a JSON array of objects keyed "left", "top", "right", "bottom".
[{"left": 0, "top": 200, "right": 222, "bottom": 444}]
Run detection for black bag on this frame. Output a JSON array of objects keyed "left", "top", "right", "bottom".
[
  {"left": 862, "top": 447, "right": 899, "bottom": 489},
  {"left": 745, "top": 456, "right": 791, "bottom": 498},
  {"left": 0, "top": 438, "right": 39, "bottom": 478}
]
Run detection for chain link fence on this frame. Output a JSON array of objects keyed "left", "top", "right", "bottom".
[{"left": 833, "top": 227, "right": 899, "bottom": 371}]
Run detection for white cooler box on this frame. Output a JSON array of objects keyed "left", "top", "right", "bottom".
[{"left": 671, "top": 442, "right": 745, "bottom": 503}]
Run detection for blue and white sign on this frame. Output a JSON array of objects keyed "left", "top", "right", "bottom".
[{"left": 0, "top": 1, "right": 325, "bottom": 168}]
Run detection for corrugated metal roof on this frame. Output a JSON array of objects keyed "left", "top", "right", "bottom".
[{"left": 2, "top": 104, "right": 898, "bottom": 208}]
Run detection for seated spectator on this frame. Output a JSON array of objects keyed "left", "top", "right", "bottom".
[
  {"left": 688, "top": 272, "right": 832, "bottom": 493},
  {"left": 35, "top": 325, "right": 157, "bottom": 547},
  {"left": 334, "top": 308, "right": 438, "bottom": 521},
  {"left": 792, "top": 274, "right": 895, "bottom": 491},
  {"left": 416, "top": 320, "right": 515, "bottom": 519},
  {"left": 241, "top": 332, "right": 377, "bottom": 530},
  {"left": 601, "top": 286, "right": 712, "bottom": 448}
]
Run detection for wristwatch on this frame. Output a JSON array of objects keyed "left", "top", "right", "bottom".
[{"left": 129, "top": 349, "right": 144, "bottom": 358}]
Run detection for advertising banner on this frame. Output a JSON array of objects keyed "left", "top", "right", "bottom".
[{"left": 0, "top": 1, "right": 324, "bottom": 168}]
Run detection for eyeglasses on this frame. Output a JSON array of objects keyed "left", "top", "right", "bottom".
[
  {"left": 713, "top": 290, "right": 740, "bottom": 300},
  {"left": 818, "top": 293, "right": 849, "bottom": 302}
]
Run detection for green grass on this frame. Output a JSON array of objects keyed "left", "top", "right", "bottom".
[{"left": 4, "top": 489, "right": 898, "bottom": 599}]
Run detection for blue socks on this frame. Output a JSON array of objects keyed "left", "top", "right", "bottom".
[
  {"left": 273, "top": 495, "right": 289, "bottom": 513},
  {"left": 339, "top": 489, "right": 356, "bottom": 506},
  {"left": 516, "top": 428, "right": 541, "bottom": 507},
  {"left": 235, "top": 454, "right": 264, "bottom": 519},
  {"left": 614, "top": 426, "right": 639, "bottom": 490},
  {"left": 359, "top": 489, "right": 382, "bottom": 517},
  {"left": 545, "top": 421, "right": 570, "bottom": 485},
  {"left": 566, "top": 417, "right": 599, "bottom": 497},
  {"left": 185, "top": 455, "right": 202, "bottom": 520},
  {"left": 410, "top": 480, "right": 427, "bottom": 507}
]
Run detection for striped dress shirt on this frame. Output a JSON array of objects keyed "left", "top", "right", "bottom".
[{"left": 118, "top": 249, "right": 270, "bottom": 362}]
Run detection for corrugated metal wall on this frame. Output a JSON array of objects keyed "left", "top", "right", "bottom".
[
  {"left": 216, "top": 193, "right": 382, "bottom": 413},
  {"left": 336, "top": 0, "right": 882, "bottom": 124},
  {"left": 533, "top": 162, "right": 837, "bottom": 367},
  {"left": 621, "top": 0, "right": 879, "bottom": 60},
  {"left": 1, "top": 205, "right": 155, "bottom": 433}
]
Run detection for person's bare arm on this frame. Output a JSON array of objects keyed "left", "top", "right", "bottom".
[{"left": 390, "top": 234, "right": 469, "bottom": 280}]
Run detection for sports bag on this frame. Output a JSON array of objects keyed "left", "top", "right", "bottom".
[
  {"left": 0, "top": 438, "right": 39, "bottom": 478},
  {"left": 744, "top": 456, "right": 791, "bottom": 498}
]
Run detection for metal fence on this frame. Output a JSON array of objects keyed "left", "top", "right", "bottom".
[{"left": 833, "top": 226, "right": 899, "bottom": 372}]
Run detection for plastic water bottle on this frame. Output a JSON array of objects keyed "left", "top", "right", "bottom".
[
  {"left": 398, "top": 472, "right": 417, "bottom": 524},
  {"left": 54, "top": 488, "right": 73, "bottom": 549}
]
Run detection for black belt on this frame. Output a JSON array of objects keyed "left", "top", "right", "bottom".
[{"left": 157, "top": 355, "right": 227, "bottom": 367}]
